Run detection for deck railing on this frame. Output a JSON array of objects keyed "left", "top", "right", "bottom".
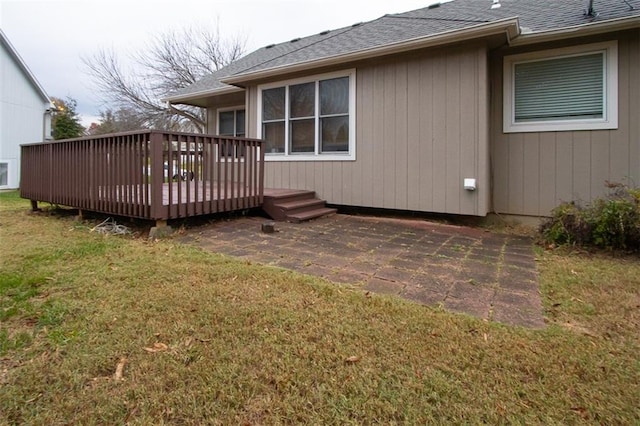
[{"left": 20, "top": 130, "right": 265, "bottom": 221}]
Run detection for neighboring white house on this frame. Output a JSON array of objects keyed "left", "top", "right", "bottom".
[{"left": 0, "top": 29, "right": 52, "bottom": 190}]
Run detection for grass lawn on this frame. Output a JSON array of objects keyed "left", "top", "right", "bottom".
[{"left": 1, "top": 190, "right": 638, "bottom": 424}]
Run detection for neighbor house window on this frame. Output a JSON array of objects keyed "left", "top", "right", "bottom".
[
  {"left": 503, "top": 41, "right": 618, "bottom": 133},
  {"left": 258, "top": 70, "right": 355, "bottom": 161},
  {"left": 0, "top": 163, "right": 7, "bottom": 187},
  {"left": 218, "top": 108, "right": 245, "bottom": 157}
]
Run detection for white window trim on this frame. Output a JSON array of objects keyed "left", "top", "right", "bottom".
[
  {"left": 216, "top": 105, "right": 246, "bottom": 136},
  {"left": 0, "top": 159, "right": 17, "bottom": 189},
  {"left": 503, "top": 41, "right": 618, "bottom": 133},
  {"left": 215, "top": 106, "right": 247, "bottom": 162},
  {"left": 257, "top": 69, "right": 356, "bottom": 161}
]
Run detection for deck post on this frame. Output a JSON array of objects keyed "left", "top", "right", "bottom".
[
  {"left": 30, "top": 200, "right": 40, "bottom": 211},
  {"left": 148, "top": 219, "right": 173, "bottom": 240},
  {"left": 149, "top": 131, "right": 165, "bottom": 221}
]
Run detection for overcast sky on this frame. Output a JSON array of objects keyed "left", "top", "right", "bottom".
[{"left": 1, "top": 0, "right": 435, "bottom": 126}]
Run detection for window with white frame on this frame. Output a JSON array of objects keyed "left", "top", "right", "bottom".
[
  {"left": 218, "top": 108, "right": 246, "bottom": 157},
  {"left": 258, "top": 70, "right": 355, "bottom": 160},
  {"left": 218, "top": 108, "right": 245, "bottom": 137},
  {"left": 0, "top": 163, "right": 8, "bottom": 187},
  {"left": 503, "top": 41, "right": 618, "bottom": 133}
]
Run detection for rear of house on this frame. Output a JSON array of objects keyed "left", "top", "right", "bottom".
[
  {"left": 166, "top": 0, "right": 640, "bottom": 219},
  {"left": 1, "top": 30, "right": 52, "bottom": 190}
]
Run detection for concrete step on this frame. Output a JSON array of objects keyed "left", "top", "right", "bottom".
[{"left": 286, "top": 207, "right": 337, "bottom": 223}]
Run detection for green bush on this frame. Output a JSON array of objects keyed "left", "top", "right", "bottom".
[{"left": 540, "top": 183, "right": 640, "bottom": 251}]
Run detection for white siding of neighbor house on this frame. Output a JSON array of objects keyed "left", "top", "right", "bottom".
[
  {"left": 0, "top": 39, "right": 50, "bottom": 189},
  {"left": 237, "top": 44, "right": 491, "bottom": 216},
  {"left": 490, "top": 29, "right": 640, "bottom": 217}
]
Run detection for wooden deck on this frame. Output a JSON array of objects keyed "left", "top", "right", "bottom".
[{"left": 20, "top": 130, "right": 265, "bottom": 221}]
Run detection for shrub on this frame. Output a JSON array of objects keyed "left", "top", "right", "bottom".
[{"left": 540, "top": 183, "right": 640, "bottom": 251}]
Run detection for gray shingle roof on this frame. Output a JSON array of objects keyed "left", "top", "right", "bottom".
[{"left": 168, "top": 0, "right": 640, "bottom": 101}]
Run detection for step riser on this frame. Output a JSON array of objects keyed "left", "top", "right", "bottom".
[
  {"left": 288, "top": 208, "right": 337, "bottom": 223},
  {"left": 275, "top": 200, "right": 326, "bottom": 214},
  {"left": 268, "top": 193, "right": 316, "bottom": 205}
]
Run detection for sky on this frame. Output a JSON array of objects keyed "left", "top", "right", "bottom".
[{"left": 1, "top": 0, "right": 435, "bottom": 126}]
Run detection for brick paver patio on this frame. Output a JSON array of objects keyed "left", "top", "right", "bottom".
[{"left": 178, "top": 214, "right": 545, "bottom": 328}]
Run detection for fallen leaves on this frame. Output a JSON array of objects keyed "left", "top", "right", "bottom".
[
  {"left": 344, "top": 356, "right": 360, "bottom": 363},
  {"left": 114, "top": 357, "right": 127, "bottom": 381},
  {"left": 143, "top": 342, "right": 169, "bottom": 353}
]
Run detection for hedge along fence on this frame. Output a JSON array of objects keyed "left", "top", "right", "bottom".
[{"left": 540, "top": 182, "right": 640, "bottom": 252}]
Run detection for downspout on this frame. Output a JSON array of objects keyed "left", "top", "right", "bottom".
[{"left": 43, "top": 108, "right": 52, "bottom": 140}]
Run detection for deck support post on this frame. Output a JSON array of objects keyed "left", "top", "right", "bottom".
[
  {"left": 77, "top": 209, "right": 84, "bottom": 220},
  {"left": 30, "top": 200, "right": 41, "bottom": 211},
  {"left": 148, "top": 219, "right": 173, "bottom": 240}
]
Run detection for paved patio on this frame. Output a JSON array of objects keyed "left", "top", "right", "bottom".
[{"left": 177, "top": 214, "right": 545, "bottom": 328}]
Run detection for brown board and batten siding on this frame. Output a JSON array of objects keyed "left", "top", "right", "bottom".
[
  {"left": 490, "top": 29, "right": 640, "bottom": 217},
  {"left": 235, "top": 44, "right": 491, "bottom": 216}
]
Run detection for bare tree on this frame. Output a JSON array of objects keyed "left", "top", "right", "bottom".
[
  {"left": 87, "top": 107, "right": 148, "bottom": 135},
  {"left": 83, "top": 26, "right": 245, "bottom": 133}
]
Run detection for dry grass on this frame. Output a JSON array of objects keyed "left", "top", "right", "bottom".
[{"left": 0, "top": 191, "right": 638, "bottom": 424}]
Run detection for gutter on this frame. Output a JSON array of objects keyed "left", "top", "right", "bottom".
[
  {"left": 509, "top": 15, "right": 640, "bottom": 46},
  {"left": 222, "top": 18, "right": 520, "bottom": 86}
]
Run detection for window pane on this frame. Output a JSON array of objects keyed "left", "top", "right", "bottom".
[
  {"left": 236, "top": 110, "right": 245, "bottom": 136},
  {"left": 290, "top": 119, "right": 315, "bottom": 153},
  {"left": 263, "top": 122, "right": 285, "bottom": 153},
  {"left": 290, "top": 82, "right": 315, "bottom": 118},
  {"left": 0, "top": 163, "right": 7, "bottom": 186},
  {"left": 219, "top": 111, "right": 235, "bottom": 135},
  {"left": 263, "top": 87, "right": 285, "bottom": 120},
  {"left": 321, "top": 116, "right": 349, "bottom": 152},
  {"left": 515, "top": 53, "right": 604, "bottom": 122},
  {"left": 320, "top": 77, "right": 349, "bottom": 115}
]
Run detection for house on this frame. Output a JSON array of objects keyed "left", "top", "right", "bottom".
[
  {"left": 165, "top": 0, "right": 640, "bottom": 220},
  {"left": 1, "top": 29, "right": 52, "bottom": 190}
]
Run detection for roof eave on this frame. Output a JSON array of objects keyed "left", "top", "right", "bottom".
[
  {"left": 0, "top": 29, "right": 50, "bottom": 104},
  {"left": 163, "top": 85, "right": 244, "bottom": 105},
  {"left": 510, "top": 15, "right": 640, "bottom": 46},
  {"left": 222, "top": 17, "right": 520, "bottom": 85}
]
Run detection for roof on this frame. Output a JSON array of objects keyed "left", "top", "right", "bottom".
[
  {"left": 167, "top": 0, "right": 640, "bottom": 104},
  {"left": 0, "top": 29, "right": 51, "bottom": 104}
]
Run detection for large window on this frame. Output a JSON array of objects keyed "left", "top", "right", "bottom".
[
  {"left": 503, "top": 41, "right": 618, "bottom": 133},
  {"left": 258, "top": 70, "right": 355, "bottom": 160}
]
